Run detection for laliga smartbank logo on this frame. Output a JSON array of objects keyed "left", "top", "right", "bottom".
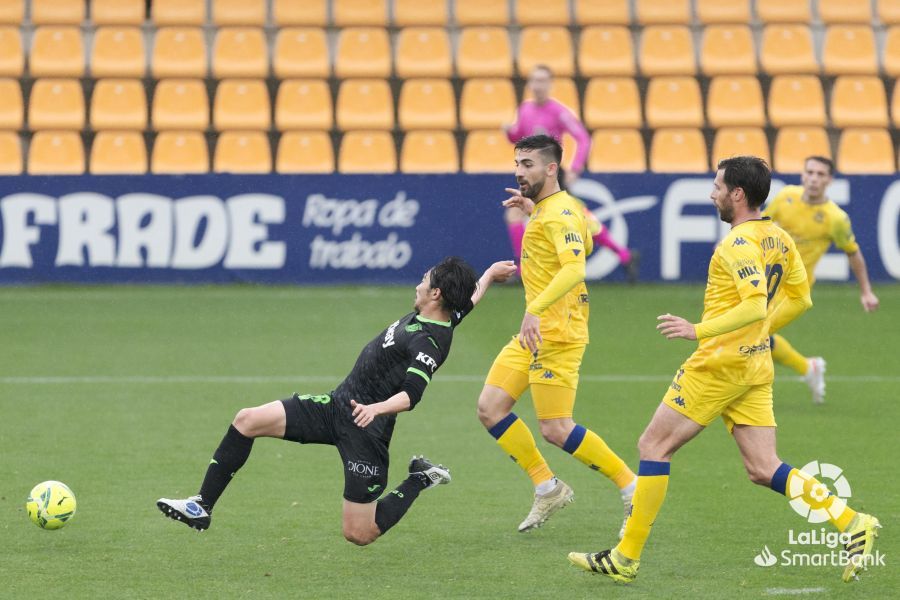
[{"left": 789, "top": 460, "right": 852, "bottom": 523}]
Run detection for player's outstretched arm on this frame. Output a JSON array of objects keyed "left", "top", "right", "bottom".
[
  {"left": 659, "top": 295, "right": 768, "bottom": 341},
  {"left": 848, "top": 250, "right": 879, "bottom": 312},
  {"left": 471, "top": 260, "right": 518, "bottom": 306},
  {"left": 350, "top": 394, "right": 411, "bottom": 429}
]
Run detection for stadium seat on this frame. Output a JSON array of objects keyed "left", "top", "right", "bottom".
[
  {"left": 30, "top": 27, "right": 84, "bottom": 78},
  {"left": 334, "top": 0, "right": 387, "bottom": 26},
  {"left": 649, "top": 129, "right": 708, "bottom": 173},
  {"left": 773, "top": 127, "right": 830, "bottom": 173},
  {"left": 837, "top": 128, "right": 894, "bottom": 174},
  {"left": 712, "top": 128, "right": 770, "bottom": 165},
  {"left": 89, "top": 131, "right": 147, "bottom": 174},
  {"left": 823, "top": 26, "right": 877, "bottom": 76},
  {"left": 760, "top": 25, "right": 818, "bottom": 75},
  {"left": 696, "top": 0, "right": 750, "bottom": 23},
  {"left": 276, "top": 131, "right": 334, "bottom": 174},
  {"left": 578, "top": 26, "right": 635, "bottom": 77},
  {"left": 0, "top": 1, "right": 23, "bottom": 25},
  {"left": 151, "top": 79, "right": 209, "bottom": 131},
  {"left": 92, "top": 0, "right": 144, "bottom": 25},
  {"left": 892, "top": 81, "right": 900, "bottom": 127},
  {"left": 830, "top": 76, "right": 888, "bottom": 128},
  {"left": 273, "top": 0, "right": 327, "bottom": 26},
  {"left": 334, "top": 27, "right": 391, "bottom": 79},
  {"left": 275, "top": 79, "right": 332, "bottom": 130},
  {"left": 152, "top": 28, "right": 207, "bottom": 79},
  {"left": 706, "top": 76, "right": 765, "bottom": 128},
  {"left": 700, "top": 26, "right": 756, "bottom": 76},
  {"left": 515, "top": 0, "right": 570, "bottom": 26},
  {"left": 573, "top": 0, "right": 628, "bottom": 24},
  {"left": 819, "top": 0, "right": 872, "bottom": 24},
  {"left": 395, "top": 28, "right": 452, "bottom": 79},
  {"left": 0, "top": 131, "right": 22, "bottom": 174},
  {"left": 462, "top": 130, "right": 512, "bottom": 172},
  {"left": 457, "top": 27, "right": 513, "bottom": 78},
  {"left": 212, "top": 0, "right": 266, "bottom": 26},
  {"left": 90, "top": 79, "right": 147, "bottom": 130},
  {"left": 880, "top": 0, "right": 900, "bottom": 25},
  {"left": 522, "top": 77, "right": 579, "bottom": 116},
  {"left": 645, "top": 77, "right": 703, "bottom": 128},
  {"left": 91, "top": 27, "right": 145, "bottom": 78},
  {"left": 583, "top": 78, "right": 641, "bottom": 129},
  {"left": 150, "top": 131, "right": 208, "bottom": 173},
  {"left": 636, "top": 0, "right": 690, "bottom": 24},
  {"left": 273, "top": 28, "right": 329, "bottom": 79},
  {"left": 338, "top": 131, "right": 396, "bottom": 173},
  {"left": 213, "top": 79, "right": 271, "bottom": 131},
  {"left": 455, "top": 0, "right": 508, "bottom": 25},
  {"left": 0, "top": 27, "right": 23, "bottom": 77},
  {"left": 28, "top": 79, "right": 84, "bottom": 130},
  {"left": 32, "top": 0, "right": 84, "bottom": 25},
  {"left": 640, "top": 26, "right": 695, "bottom": 77},
  {"left": 588, "top": 129, "right": 645, "bottom": 172},
  {"left": 27, "top": 131, "right": 84, "bottom": 174},
  {"left": 214, "top": 131, "right": 271, "bottom": 173},
  {"left": 756, "top": 0, "right": 810, "bottom": 23},
  {"left": 518, "top": 27, "right": 574, "bottom": 77},
  {"left": 213, "top": 28, "right": 267, "bottom": 79},
  {"left": 767, "top": 76, "right": 826, "bottom": 127},
  {"left": 884, "top": 27, "right": 900, "bottom": 77},
  {"left": 393, "top": 0, "right": 447, "bottom": 26},
  {"left": 400, "top": 131, "right": 458, "bottom": 173},
  {"left": 336, "top": 79, "right": 394, "bottom": 131},
  {"left": 152, "top": 0, "right": 206, "bottom": 26},
  {"left": 459, "top": 78, "right": 517, "bottom": 130},
  {"left": 398, "top": 79, "right": 456, "bottom": 130},
  {"left": 0, "top": 78, "right": 22, "bottom": 129}
]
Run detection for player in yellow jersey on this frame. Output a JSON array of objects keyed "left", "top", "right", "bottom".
[
  {"left": 477, "top": 135, "right": 636, "bottom": 534},
  {"left": 568, "top": 156, "right": 880, "bottom": 584},
  {"left": 763, "top": 156, "right": 880, "bottom": 404}
]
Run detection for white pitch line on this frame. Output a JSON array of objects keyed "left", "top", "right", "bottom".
[{"left": 764, "top": 587, "right": 828, "bottom": 596}]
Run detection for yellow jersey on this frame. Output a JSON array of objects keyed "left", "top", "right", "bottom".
[
  {"left": 521, "top": 190, "right": 593, "bottom": 344},
  {"left": 683, "top": 218, "right": 808, "bottom": 385},
  {"left": 762, "top": 185, "right": 860, "bottom": 285}
]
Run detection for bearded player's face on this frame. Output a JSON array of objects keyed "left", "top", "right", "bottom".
[
  {"left": 514, "top": 149, "right": 552, "bottom": 200},
  {"left": 711, "top": 169, "right": 735, "bottom": 223}
]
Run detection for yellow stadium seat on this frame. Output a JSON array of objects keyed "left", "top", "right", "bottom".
[
  {"left": 91, "top": 27, "right": 145, "bottom": 78},
  {"left": 760, "top": 25, "right": 817, "bottom": 75},
  {"left": 819, "top": 0, "right": 872, "bottom": 24},
  {"left": 339, "top": 130, "right": 396, "bottom": 173},
  {"left": 393, "top": 0, "right": 447, "bottom": 26},
  {"left": 880, "top": 0, "right": 900, "bottom": 25},
  {"left": 213, "top": 28, "right": 267, "bottom": 79},
  {"left": 701, "top": 25, "right": 756, "bottom": 76},
  {"left": 92, "top": 0, "right": 144, "bottom": 25},
  {"left": 0, "top": 1, "right": 23, "bottom": 25},
  {"left": 891, "top": 81, "right": 900, "bottom": 127},
  {"left": 712, "top": 128, "right": 770, "bottom": 165},
  {"left": 767, "top": 76, "right": 826, "bottom": 127},
  {"left": 276, "top": 131, "right": 334, "bottom": 173},
  {"left": 28, "top": 78, "right": 84, "bottom": 130},
  {"left": 27, "top": 131, "right": 84, "bottom": 174},
  {"left": 650, "top": 129, "right": 708, "bottom": 173},
  {"left": 696, "top": 0, "right": 750, "bottom": 23},
  {"left": 578, "top": 26, "right": 635, "bottom": 77},
  {"left": 574, "top": 0, "right": 629, "bottom": 25},
  {"left": 830, "top": 76, "right": 888, "bottom": 128},
  {"left": 334, "top": 0, "right": 387, "bottom": 26},
  {"left": 773, "top": 127, "right": 830, "bottom": 173},
  {"left": 0, "top": 131, "right": 22, "bottom": 174},
  {"left": 640, "top": 25, "right": 695, "bottom": 77},
  {"left": 151, "top": 79, "right": 209, "bottom": 131},
  {"left": 214, "top": 131, "right": 271, "bottom": 173},
  {"left": 837, "top": 128, "right": 894, "bottom": 174},
  {"left": 334, "top": 27, "right": 391, "bottom": 79},
  {"left": 583, "top": 77, "right": 641, "bottom": 129},
  {"left": 398, "top": 78, "right": 456, "bottom": 130},
  {"left": 89, "top": 131, "right": 147, "bottom": 174},
  {"left": 213, "top": 79, "right": 271, "bottom": 131},
  {"left": 396, "top": 28, "right": 452, "bottom": 79},
  {"left": 518, "top": 27, "right": 574, "bottom": 77},
  {"left": 459, "top": 78, "right": 516, "bottom": 130},
  {"left": 588, "top": 129, "right": 645, "bottom": 172},
  {"left": 0, "top": 78, "right": 22, "bottom": 129},
  {"left": 151, "top": 131, "right": 208, "bottom": 173},
  {"left": 636, "top": 0, "right": 690, "bottom": 24},
  {"left": 336, "top": 79, "right": 393, "bottom": 131},
  {"left": 523, "top": 77, "right": 579, "bottom": 116},
  {"left": 462, "top": 130, "right": 512, "bottom": 172},
  {"left": 884, "top": 27, "right": 900, "bottom": 77},
  {"left": 275, "top": 79, "right": 332, "bottom": 131},
  {"left": 152, "top": 0, "right": 205, "bottom": 26},
  {"left": 273, "top": 28, "right": 329, "bottom": 79},
  {"left": 515, "top": 0, "right": 570, "bottom": 26},
  {"left": 400, "top": 130, "right": 458, "bottom": 173},
  {"left": 457, "top": 27, "right": 512, "bottom": 78},
  {"left": 455, "top": 0, "right": 508, "bottom": 25},
  {"left": 823, "top": 26, "right": 877, "bottom": 76},
  {"left": 707, "top": 76, "right": 765, "bottom": 128},
  {"left": 90, "top": 79, "right": 146, "bottom": 130},
  {"left": 0, "top": 27, "right": 22, "bottom": 77},
  {"left": 756, "top": 0, "right": 810, "bottom": 23},
  {"left": 645, "top": 77, "right": 703, "bottom": 128},
  {"left": 212, "top": 0, "right": 266, "bottom": 26},
  {"left": 32, "top": 0, "right": 84, "bottom": 25},
  {"left": 30, "top": 27, "right": 84, "bottom": 78},
  {"left": 152, "top": 28, "right": 207, "bottom": 79},
  {"left": 273, "top": 0, "right": 327, "bottom": 26}
]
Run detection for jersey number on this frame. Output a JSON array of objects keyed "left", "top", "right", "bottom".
[{"left": 765, "top": 264, "right": 784, "bottom": 305}]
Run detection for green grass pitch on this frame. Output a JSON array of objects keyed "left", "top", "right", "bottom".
[{"left": 1, "top": 282, "right": 896, "bottom": 598}]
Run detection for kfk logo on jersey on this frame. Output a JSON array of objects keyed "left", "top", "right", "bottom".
[{"left": 416, "top": 352, "right": 438, "bottom": 373}]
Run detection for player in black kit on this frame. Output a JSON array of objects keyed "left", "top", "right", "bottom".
[{"left": 158, "top": 257, "right": 517, "bottom": 545}]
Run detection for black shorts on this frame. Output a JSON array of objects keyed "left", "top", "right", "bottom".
[{"left": 281, "top": 393, "right": 390, "bottom": 504}]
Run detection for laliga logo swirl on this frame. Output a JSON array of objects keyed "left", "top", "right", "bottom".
[{"left": 787, "top": 460, "right": 853, "bottom": 524}]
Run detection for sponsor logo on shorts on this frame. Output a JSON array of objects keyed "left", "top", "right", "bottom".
[
  {"left": 672, "top": 396, "right": 686, "bottom": 407},
  {"left": 529, "top": 361, "right": 543, "bottom": 371},
  {"left": 346, "top": 460, "right": 380, "bottom": 478},
  {"left": 541, "top": 370, "right": 554, "bottom": 380}
]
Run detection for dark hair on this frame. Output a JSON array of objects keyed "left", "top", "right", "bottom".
[
  {"left": 429, "top": 257, "right": 478, "bottom": 313},
  {"left": 805, "top": 155, "right": 834, "bottom": 175},
  {"left": 716, "top": 156, "right": 771, "bottom": 209},
  {"left": 531, "top": 64, "right": 553, "bottom": 78},
  {"left": 514, "top": 134, "right": 563, "bottom": 167}
]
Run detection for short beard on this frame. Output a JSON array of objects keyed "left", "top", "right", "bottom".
[
  {"left": 521, "top": 178, "right": 544, "bottom": 200},
  {"left": 717, "top": 203, "right": 734, "bottom": 223}
]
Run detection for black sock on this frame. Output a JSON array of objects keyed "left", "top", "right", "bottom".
[
  {"left": 198, "top": 425, "right": 254, "bottom": 511},
  {"left": 374, "top": 474, "right": 430, "bottom": 535}
]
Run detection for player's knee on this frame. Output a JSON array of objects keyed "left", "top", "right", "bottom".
[
  {"left": 232, "top": 407, "right": 263, "bottom": 437},
  {"left": 745, "top": 463, "right": 777, "bottom": 487},
  {"left": 476, "top": 392, "right": 503, "bottom": 427},
  {"left": 538, "top": 420, "right": 569, "bottom": 447},
  {"left": 637, "top": 431, "right": 667, "bottom": 461}
]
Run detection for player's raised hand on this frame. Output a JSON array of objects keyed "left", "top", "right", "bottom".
[
  {"left": 503, "top": 188, "right": 535, "bottom": 215},
  {"left": 350, "top": 399, "right": 377, "bottom": 428},
  {"left": 657, "top": 313, "right": 697, "bottom": 341},
  {"left": 489, "top": 260, "right": 518, "bottom": 283},
  {"left": 518, "top": 312, "right": 542, "bottom": 354},
  {"left": 860, "top": 291, "right": 879, "bottom": 312}
]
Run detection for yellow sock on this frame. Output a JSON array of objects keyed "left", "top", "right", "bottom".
[
  {"left": 771, "top": 334, "right": 809, "bottom": 375},
  {"left": 616, "top": 460, "right": 670, "bottom": 560},
  {"left": 777, "top": 465, "right": 856, "bottom": 532},
  {"left": 488, "top": 413, "right": 553, "bottom": 485},
  {"left": 564, "top": 425, "right": 635, "bottom": 489}
]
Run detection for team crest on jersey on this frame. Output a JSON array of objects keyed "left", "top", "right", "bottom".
[
  {"left": 814, "top": 211, "right": 825, "bottom": 223},
  {"left": 732, "top": 237, "right": 748, "bottom": 246},
  {"left": 405, "top": 323, "right": 422, "bottom": 333}
]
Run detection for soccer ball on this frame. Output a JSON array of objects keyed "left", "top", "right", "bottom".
[{"left": 26, "top": 481, "right": 77, "bottom": 530}]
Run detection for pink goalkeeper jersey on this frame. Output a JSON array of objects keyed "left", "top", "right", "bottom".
[{"left": 506, "top": 99, "right": 591, "bottom": 173}]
